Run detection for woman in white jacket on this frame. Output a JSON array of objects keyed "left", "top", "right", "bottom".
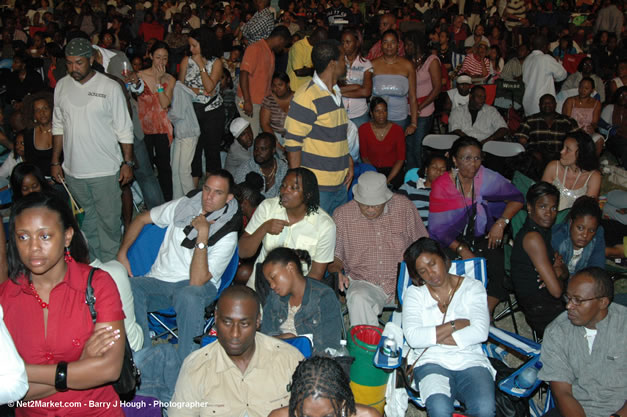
[{"left": 402, "top": 237, "right": 496, "bottom": 417}]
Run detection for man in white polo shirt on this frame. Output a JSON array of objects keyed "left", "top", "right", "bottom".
[{"left": 51, "top": 37, "right": 134, "bottom": 262}]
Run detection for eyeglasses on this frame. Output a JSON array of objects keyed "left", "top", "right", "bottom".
[
  {"left": 458, "top": 156, "right": 482, "bottom": 163},
  {"left": 562, "top": 294, "right": 604, "bottom": 306}
]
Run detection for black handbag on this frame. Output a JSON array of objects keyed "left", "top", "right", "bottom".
[{"left": 85, "top": 268, "right": 141, "bottom": 400}]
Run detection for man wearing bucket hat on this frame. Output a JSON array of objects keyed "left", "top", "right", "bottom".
[
  {"left": 330, "top": 171, "right": 427, "bottom": 326},
  {"left": 224, "top": 117, "right": 254, "bottom": 175},
  {"left": 50, "top": 37, "right": 134, "bottom": 262}
]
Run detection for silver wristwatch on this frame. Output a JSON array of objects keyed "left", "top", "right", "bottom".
[{"left": 195, "top": 242, "right": 207, "bottom": 250}]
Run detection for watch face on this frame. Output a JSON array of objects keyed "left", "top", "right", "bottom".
[{"left": 196, "top": 242, "right": 207, "bottom": 250}]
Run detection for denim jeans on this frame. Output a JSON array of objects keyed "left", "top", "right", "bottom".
[
  {"left": 134, "top": 343, "right": 181, "bottom": 402},
  {"left": 350, "top": 112, "right": 370, "bottom": 130},
  {"left": 413, "top": 363, "right": 496, "bottom": 417},
  {"left": 131, "top": 277, "right": 217, "bottom": 362},
  {"left": 406, "top": 114, "right": 434, "bottom": 170},
  {"left": 319, "top": 187, "right": 348, "bottom": 217},
  {"left": 133, "top": 135, "right": 165, "bottom": 209}
]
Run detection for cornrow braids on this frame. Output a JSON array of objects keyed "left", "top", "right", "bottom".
[{"left": 288, "top": 356, "right": 356, "bottom": 417}]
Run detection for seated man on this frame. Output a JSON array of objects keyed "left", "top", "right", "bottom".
[
  {"left": 500, "top": 44, "right": 529, "bottom": 81},
  {"left": 330, "top": 171, "right": 427, "bottom": 326},
  {"left": 539, "top": 267, "right": 627, "bottom": 417},
  {"left": 449, "top": 85, "right": 509, "bottom": 143},
  {"left": 224, "top": 118, "right": 254, "bottom": 175},
  {"left": 117, "top": 170, "right": 241, "bottom": 361},
  {"left": 169, "top": 286, "right": 303, "bottom": 417},
  {"left": 516, "top": 94, "right": 578, "bottom": 169},
  {"left": 233, "top": 132, "right": 288, "bottom": 198}
]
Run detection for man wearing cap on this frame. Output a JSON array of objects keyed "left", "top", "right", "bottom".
[
  {"left": 224, "top": 118, "right": 254, "bottom": 175},
  {"left": 234, "top": 132, "right": 288, "bottom": 198},
  {"left": 442, "top": 75, "right": 473, "bottom": 116},
  {"left": 330, "top": 171, "right": 427, "bottom": 326},
  {"left": 51, "top": 37, "right": 134, "bottom": 262}
]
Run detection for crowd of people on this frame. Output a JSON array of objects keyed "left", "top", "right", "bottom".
[{"left": 0, "top": 0, "right": 626, "bottom": 415}]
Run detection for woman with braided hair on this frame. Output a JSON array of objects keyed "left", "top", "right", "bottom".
[{"left": 268, "top": 356, "right": 381, "bottom": 417}]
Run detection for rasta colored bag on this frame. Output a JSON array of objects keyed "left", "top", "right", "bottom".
[{"left": 85, "top": 268, "right": 141, "bottom": 400}]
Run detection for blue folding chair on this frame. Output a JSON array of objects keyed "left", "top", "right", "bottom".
[
  {"left": 200, "top": 334, "right": 313, "bottom": 358},
  {"left": 374, "top": 258, "right": 550, "bottom": 416},
  {"left": 127, "top": 223, "right": 239, "bottom": 342}
]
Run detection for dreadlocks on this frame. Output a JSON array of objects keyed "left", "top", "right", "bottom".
[{"left": 288, "top": 356, "right": 356, "bottom": 417}]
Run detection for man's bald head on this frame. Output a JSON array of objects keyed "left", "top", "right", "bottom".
[{"left": 216, "top": 285, "right": 261, "bottom": 316}]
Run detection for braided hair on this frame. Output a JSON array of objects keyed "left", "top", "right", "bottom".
[{"left": 288, "top": 356, "right": 356, "bottom": 417}]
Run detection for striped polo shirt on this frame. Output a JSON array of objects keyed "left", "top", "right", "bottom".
[{"left": 284, "top": 76, "right": 349, "bottom": 192}]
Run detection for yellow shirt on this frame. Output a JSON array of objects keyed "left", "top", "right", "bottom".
[
  {"left": 286, "top": 37, "right": 313, "bottom": 92},
  {"left": 169, "top": 333, "right": 304, "bottom": 417}
]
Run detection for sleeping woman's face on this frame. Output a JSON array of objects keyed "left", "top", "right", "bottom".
[
  {"left": 569, "top": 215, "right": 598, "bottom": 250},
  {"left": 262, "top": 261, "right": 294, "bottom": 297},
  {"left": 21, "top": 173, "right": 42, "bottom": 197}
]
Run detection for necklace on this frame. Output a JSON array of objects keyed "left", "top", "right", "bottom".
[
  {"left": 29, "top": 283, "right": 49, "bottom": 309},
  {"left": 262, "top": 159, "right": 277, "bottom": 181},
  {"left": 429, "top": 276, "right": 459, "bottom": 310},
  {"left": 383, "top": 57, "right": 398, "bottom": 65},
  {"left": 38, "top": 125, "right": 52, "bottom": 134}
]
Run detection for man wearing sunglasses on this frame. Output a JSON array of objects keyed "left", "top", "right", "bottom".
[{"left": 538, "top": 267, "right": 627, "bottom": 417}]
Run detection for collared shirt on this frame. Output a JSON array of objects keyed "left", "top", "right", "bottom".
[
  {"left": 515, "top": 112, "right": 578, "bottom": 153},
  {"left": 522, "top": 50, "right": 568, "bottom": 116},
  {"left": 449, "top": 103, "right": 508, "bottom": 141},
  {"left": 245, "top": 196, "right": 336, "bottom": 288},
  {"left": 0, "top": 262, "right": 125, "bottom": 416},
  {"left": 241, "top": 7, "right": 275, "bottom": 44},
  {"left": 538, "top": 304, "right": 627, "bottom": 417},
  {"left": 312, "top": 72, "right": 343, "bottom": 107},
  {"left": 237, "top": 39, "right": 275, "bottom": 104},
  {"left": 169, "top": 333, "right": 303, "bottom": 417},
  {"left": 233, "top": 155, "right": 288, "bottom": 198},
  {"left": 333, "top": 194, "right": 428, "bottom": 300}
]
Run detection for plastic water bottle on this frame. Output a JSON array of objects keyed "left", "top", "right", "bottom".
[
  {"left": 515, "top": 364, "right": 539, "bottom": 389},
  {"left": 382, "top": 334, "right": 399, "bottom": 358},
  {"left": 336, "top": 339, "right": 350, "bottom": 357}
]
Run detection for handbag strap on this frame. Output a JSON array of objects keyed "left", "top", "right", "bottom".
[
  {"left": 85, "top": 268, "right": 98, "bottom": 324},
  {"left": 60, "top": 179, "right": 80, "bottom": 213}
]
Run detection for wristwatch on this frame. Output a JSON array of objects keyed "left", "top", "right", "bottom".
[
  {"left": 122, "top": 160, "right": 136, "bottom": 168},
  {"left": 498, "top": 217, "right": 510, "bottom": 226},
  {"left": 450, "top": 320, "right": 456, "bottom": 331},
  {"left": 195, "top": 242, "right": 208, "bottom": 250}
]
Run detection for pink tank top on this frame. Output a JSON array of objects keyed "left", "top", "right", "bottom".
[
  {"left": 570, "top": 100, "right": 599, "bottom": 133},
  {"left": 416, "top": 54, "right": 440, "bottom": 117}
]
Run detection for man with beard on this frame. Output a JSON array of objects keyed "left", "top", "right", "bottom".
[
  {"left": 51, "top": 37, "right": 134, "bottom": 262},
  {"left": 516, "top": 94, "right": 578, "bottom": 167},
  {"left": 169, "top": 286, "right": 303, "bottom": 417},
  {"left": 234, "top": 132, "right": 288, "bottom": 198}
]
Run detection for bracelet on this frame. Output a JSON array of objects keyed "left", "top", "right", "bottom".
[
  {"left": 410, "top": 123, "right": 417, "bottom": 127},
  {"left": 55, "top": 361, "right": 69, "bottom": 391},
  {"left": 50, "top": 162, "right": 61, "bottom": 166}
]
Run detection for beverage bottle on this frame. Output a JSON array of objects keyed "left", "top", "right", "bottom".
[
  {"left": 336, "top": 339, "right": 350, "bottom": 357},
  {"left": 515, "top": 363, "right": 539, "bottom": 389},
  {"left": 382, "top": 334, "right": 399, "bottom": 358}
]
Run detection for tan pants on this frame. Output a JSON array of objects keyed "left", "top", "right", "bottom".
[
  {"left": 236, "top": 96, "right": 262, "bottom": 137},
  {"left": 346, "top": 278, "right": 388, "bottom": 327}
]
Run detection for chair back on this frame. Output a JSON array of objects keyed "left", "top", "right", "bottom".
[
  {"left": 397, "top": 257, "right": 487, "bottom": 305},
  {"left": 200, "top": 334, "right": 313, "bottom": 358},
  {"left": 127, "top": 224, "right": 167, "bottom": 277},
  {"left": 404, "top": 168, "right": 420, "bottom": 184},
  {"left": 422, "top": 134, "right": 459, "bottom": 151},
  {"left": 482, "top": 141, "right": 525, "bottom": 158},
  {"left": 348, "top": 163, "right": 377, "bottom": 202}
]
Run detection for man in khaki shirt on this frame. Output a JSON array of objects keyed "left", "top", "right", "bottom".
[{"left": 169, "top": 286, "right": 304, "bottom": 417}]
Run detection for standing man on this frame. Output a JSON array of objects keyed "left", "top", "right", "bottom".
[
  {"left": 240, "top": 0, "right": 275, "bottom": 45},
  {"left": 51, "top": 37, "right": 134, "bottom": 262},
  {"left": 522, "top": 35, "right": 567, "bottom": 116},
  {"left": 286, "top": 27, "right": 328, "bottom": 92},
  {"left": 284, "top": 40, "right": 353, "bottom": 216},
  {"left": 237, "top": 25, "right": 291, "bottom": 137},
  {"left": 539, "top": 267, "right": 627, "bottom": 417}
]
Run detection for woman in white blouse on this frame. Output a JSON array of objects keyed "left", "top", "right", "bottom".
[{"left": 402, "top": 237, "right": 496, "bottom": 417}]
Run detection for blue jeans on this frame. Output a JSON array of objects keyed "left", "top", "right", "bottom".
[
  {"left": 133, "top": 135, "right": 165, "bottom": 209},
  {"left": 134, "top": 343, "right": 181, "bottom": 402},
  {"left": 131, "top": 277, "right": 217, "bottom": 362},
  {"left": 406, "top": 114, "right": 434, "bottom": 170},
  {"left": 413, "top": 363, "right": 496, "bottom": 417},
  {"left": 390, "top": 117, "right": 409, "bottom": 131},
  {"left": 319, "top": 187, "right": 348, "bottom": 216},
  {"left": 350, "top": 112, "right": 370, "bottom": 130}
]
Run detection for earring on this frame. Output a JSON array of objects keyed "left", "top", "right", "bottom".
[{"left": 64, "top": 247, "right": 73, "bottom": 263}]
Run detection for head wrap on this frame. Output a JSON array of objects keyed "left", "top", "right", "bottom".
[{"left": 65, "top": 38, "right": 93, "bottom": 57}]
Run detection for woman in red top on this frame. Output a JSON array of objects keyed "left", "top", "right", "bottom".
[
  {"left": 0, "top": 192, "right": 125, "bottom": 416},
  {"left": 358, "top": 97, "right": 406, "bottom": 189}
]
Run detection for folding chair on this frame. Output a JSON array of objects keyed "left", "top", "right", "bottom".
[
  {"left": 403, "top": 168, "right": 419, "bottom": 184},
  {"left": 422, "top": 134, "right": 459, "bottom": 151},
  {"left": 200, "top": 334, "right": 314, "bottom": 359},
  {"left": 127, "top": 223, "right": 239, "bottom": 342},
  {"left": 482, "top": 141, "right": 525, "bottom": 158},
  {"left": 374, "top": 257, "right": 549, "bottom": 416}
]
